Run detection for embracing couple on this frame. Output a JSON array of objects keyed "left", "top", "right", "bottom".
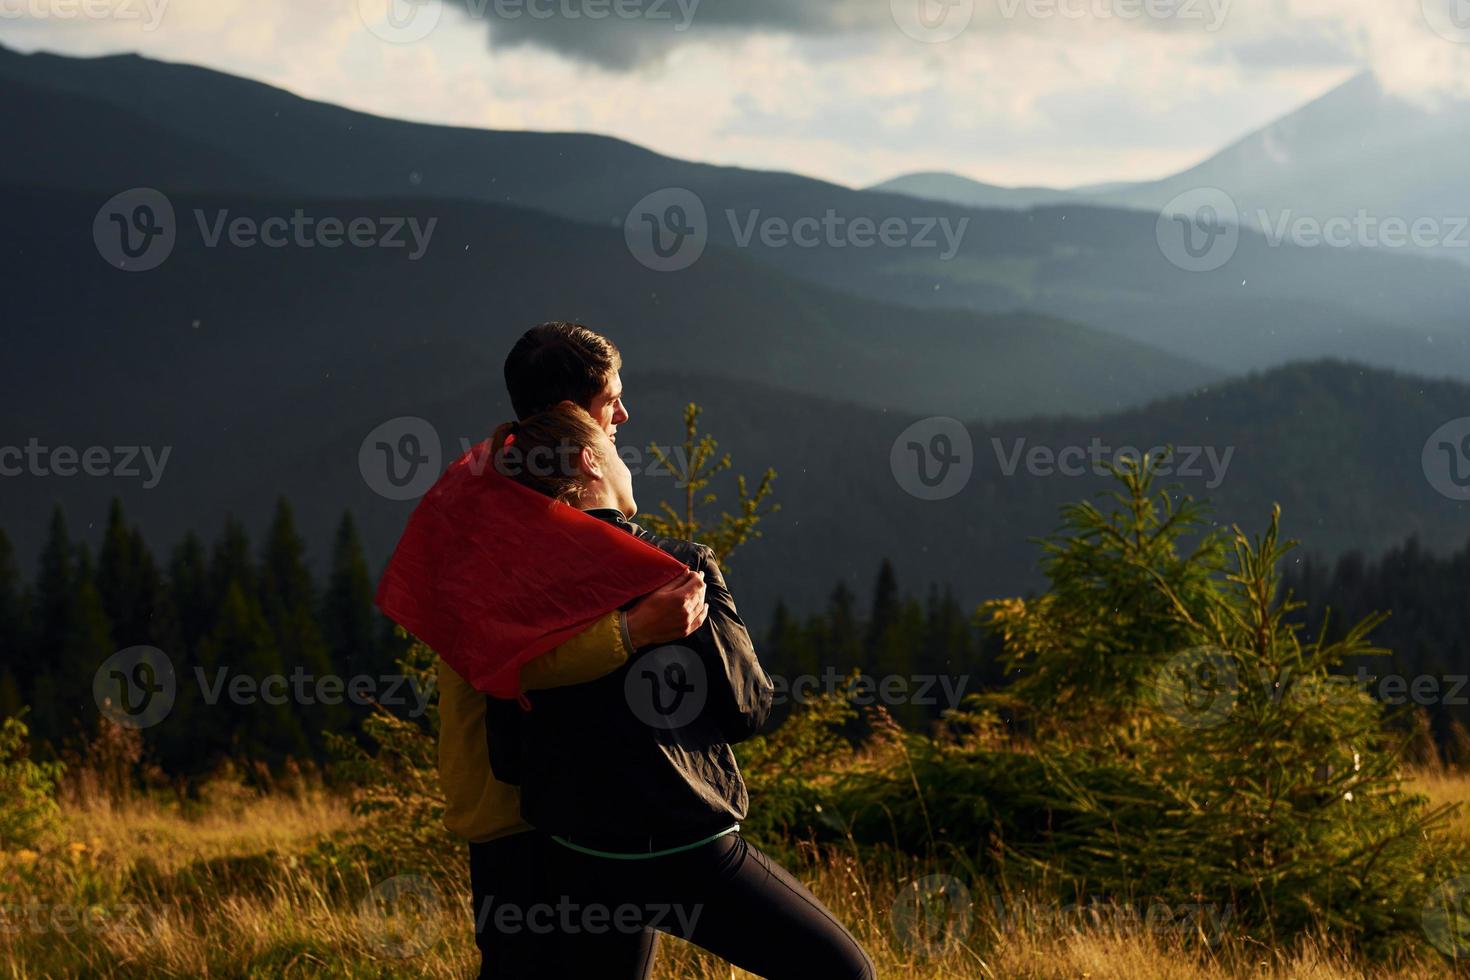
[{"left": 377, "top": 322, "right": 874, "bottom": 979}]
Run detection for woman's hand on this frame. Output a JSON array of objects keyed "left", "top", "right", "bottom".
[{"left": 625, "top": 570, "right": 709, "bottom": 649}]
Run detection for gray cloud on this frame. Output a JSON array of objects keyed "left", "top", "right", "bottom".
[
  {"left": 452, "top": 0, "right": 892, "bottom": 69},
  {"left": 453, "top": 0, "right": 1270, "bottom": 71}
]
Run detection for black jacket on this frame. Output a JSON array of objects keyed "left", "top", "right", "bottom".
[{"left": 486, "top": 509, "right": 774, "bottom": 848}]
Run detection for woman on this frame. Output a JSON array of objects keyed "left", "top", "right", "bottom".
[{"left": 485, "top": 402, "right": 876, "bottom": 980}]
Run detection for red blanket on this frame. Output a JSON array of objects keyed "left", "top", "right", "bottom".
[{"left": 375, "top": 438, "right": 686, "bottom": 697}]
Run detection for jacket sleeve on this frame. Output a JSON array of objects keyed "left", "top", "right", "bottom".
[
  {"left": 518, "top": 611, "right": 631, "bottom": 691},
  {"left": 696, "top": 550, "right": 774, "bottom": 744}
]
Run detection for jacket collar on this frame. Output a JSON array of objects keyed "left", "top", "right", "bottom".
[{"left": 582, "top": 507, "right": 633, "bottom": 533}]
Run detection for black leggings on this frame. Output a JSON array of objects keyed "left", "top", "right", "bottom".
[
  {"left": 470, "top": 832, "right": 657, "bottom": 978},
  {"left": 544, "top": 832, "right": 875, "bottom": 980}
]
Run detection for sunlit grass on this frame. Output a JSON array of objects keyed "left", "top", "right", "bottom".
[
  {"left": 2, "top": 771, "right": 1466, "bottom": 978},
  {"left": 61, "top": 786, "right": 354, "bottom": 875},
  {"left": 1409, "top": 767, "right": 1470, "bottom": 832}
]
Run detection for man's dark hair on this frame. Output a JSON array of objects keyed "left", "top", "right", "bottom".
[{"left": 504, "top": 321, "right": 622, "bottom": 420}]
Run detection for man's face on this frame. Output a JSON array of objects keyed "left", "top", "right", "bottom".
[{"left": 585, "top": 372, "right": 629, "bottom": 442}]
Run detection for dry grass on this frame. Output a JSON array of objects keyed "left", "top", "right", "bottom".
[
  {"left": 1410, "top": 767, "right": 1470, "bottom": 832},
  {"left": 650, "top": 848, "right": 1455, "bottom": 980},
  {"left": 1, "top": 774, "right": 1466, "bottom": 978},
  {"left": 62, "top": 786, "right": 354, "bottom": 874}
]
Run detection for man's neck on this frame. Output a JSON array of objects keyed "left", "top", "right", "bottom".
[{"left": 576, "top": 488, "right": 621, "bottom": 513}]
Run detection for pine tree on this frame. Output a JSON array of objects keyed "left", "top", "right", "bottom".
[
  {"left": 56, "top": 546, "right": 115, "bottom": 749},
  {"left": 259, "top": 499, "right": 316, "bottom": 630},
  {"left": 0, "top": 529, "right": 26, "bottom": 720},
  {"left": 865, "top": 559, "right": 901, "bottom": 670},
  {"left": 1284, "top": 533, "right": 1470, "bottom": 754},
  {"left": 764, "top": 600, "right": 799, "bottom": 678},
  {"left": 840, "top": 457, "right": 1454, "bottom": 950},
  {"left": 209, "top": 515, "right": 255, "bottom": 610},
  {"left": 29, "top": 508, "right": 78, "bottom": 745},
  {"left": 822, "top": 581, "right": 862, "bottom": 674},
  {"left": 33, "top": 507, "right": 74, "bottom": 665},
  {"left": 195, "top": 581, "right": 308, "bottom": 774},
  {"left": 135, "top": 525, "right": 180, "bottom": 656},
  {"left": 637, "top": 403, "right": 777, "bottom": 565},
  {"left": 887, "top": 595, "right": 926, "bottom": 728},
  {"left": 983, "top": 457, "right": 1224, "bottom": 736},
  {"left": 322, "top": 511, "right": 380, "bottom": 682},
  {"left": 259, "top": 498, "right": 339, "bottom": 746},
  {"left": 861, "top": 560, "right": 924, "bottom": 722},
  {"left": 150, "top": 532, "right": 211, "bottom": 775},
  {"left": 97, "top": 498, "right": 142, "bottom": 641},
  {"left": 169, "top": 532, "right": 211, "bottom": 655},
  {"left": 96, "top": 499, "right": 175, "bottom": 651}
]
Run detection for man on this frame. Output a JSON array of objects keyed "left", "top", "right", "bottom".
[{"left": 436, "top": 322, "right": 708, "bottom": 977}]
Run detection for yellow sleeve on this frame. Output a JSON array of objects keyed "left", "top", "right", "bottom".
[
  {"left": 437, "top": 658, "right": 527, "bottom": 842},
  {"left": 518, "top": 610, "right": 631, "bottom": 690}
]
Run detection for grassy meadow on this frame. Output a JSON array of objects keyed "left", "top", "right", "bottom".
[
  {"left": 0, "top": 762, "right": 1465, "bottom": 979},
  {"left": 7, "top": 465, "right": 1470, "bottom": 979}
]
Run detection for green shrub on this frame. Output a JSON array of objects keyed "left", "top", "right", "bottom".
[
  {"left": 736, "top": 686, "right": 856, "bottom": 852},
  {"left": 323, "top": 635, "right": 459, "bottom": 879},
  {"left": 821, "top": 457, "right": 1464, "bottom": 955},
  {"left": 0, "top": 712, "right": 63, "bottom": 851}
]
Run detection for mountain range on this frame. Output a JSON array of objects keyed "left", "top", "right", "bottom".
[
  {"left": 4, "top": 46, "right": 1469, "bottom": 624},
  {"left": 5, "top": 47, "right": 1470, "bottom": 382},
  {"left": 875, "top": 72, "right": 1470, "bottom": 269}
]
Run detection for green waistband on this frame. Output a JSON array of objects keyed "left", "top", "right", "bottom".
[{"left": 551, "top": 824, "right": 739, "bottom": 860}]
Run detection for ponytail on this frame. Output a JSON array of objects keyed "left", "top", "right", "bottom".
[{"left": 490, "top": 403, "right": 605, "bottom": 505}]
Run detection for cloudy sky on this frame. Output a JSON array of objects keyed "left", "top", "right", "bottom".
[{"left": 1, "top": 0, "right": 1467, "bottom": 187}]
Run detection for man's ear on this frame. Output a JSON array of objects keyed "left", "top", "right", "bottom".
[{"left": 579, "top": 445, "right": 604, "bottom": 481}]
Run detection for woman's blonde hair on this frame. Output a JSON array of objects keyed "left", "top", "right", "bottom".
[{"left": 490, "top": 400, "right": 607, "bottom": 505}]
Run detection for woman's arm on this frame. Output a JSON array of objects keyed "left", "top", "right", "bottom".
[
  {"left": 518, "top": 611, "right": 630, "bottom": 690},
  {"left": 518, "top": 570, "right": 710, "bottom": 690}
]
